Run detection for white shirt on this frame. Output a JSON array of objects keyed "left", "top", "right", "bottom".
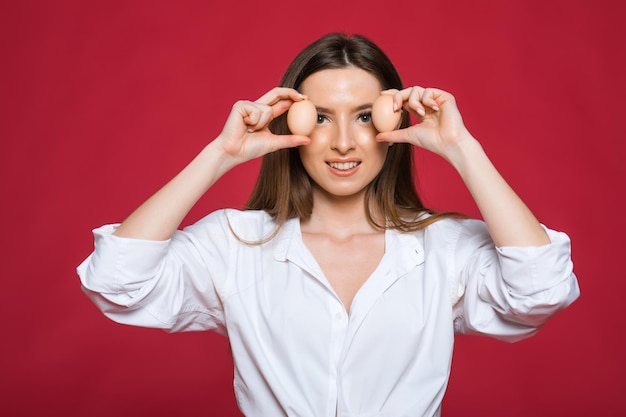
[{"left": 77, "top": 209, "right": 579, "bottom": 417}]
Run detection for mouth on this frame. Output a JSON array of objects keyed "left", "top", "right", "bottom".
[{"left": 326, "top": 161, "right": 361, "bottom": 171}]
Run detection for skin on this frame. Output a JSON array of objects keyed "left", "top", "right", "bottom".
[
  {"left": 377, "top": 86, "right": 549, "bottom": 247},
  {"left": 297, "top": 68, "right": 390, "bottom": 311},
  {"left": 298, "top": 68, "right": 389, "bottom": 221},
  {"left": 112, "top": 67, "right": 550, "bottom": 311},
  {"left": 112, "top": 87, "right": 311, "bottom": 240}
]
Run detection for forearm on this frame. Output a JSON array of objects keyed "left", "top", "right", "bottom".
[
  {"left": 110, "top": 88, "right": 310, "bottom": 241},
  {"left": 113, "top": 137, "right": 237, "bottom": 241},
  {"left": 447, "top": 133, "right": 550, "bottom": 247}
]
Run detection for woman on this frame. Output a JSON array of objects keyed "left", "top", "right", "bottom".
[{"left": 78, "top": 33, "right": 579, "bottom": 417}]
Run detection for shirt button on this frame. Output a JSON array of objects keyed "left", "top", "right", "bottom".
[{"left": 335, "top": 312, "right": 343, "bottom": 320}]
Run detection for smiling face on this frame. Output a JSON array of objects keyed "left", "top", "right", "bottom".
[{"left": 298, "top": 67, "right": 389, "bottom": 204}]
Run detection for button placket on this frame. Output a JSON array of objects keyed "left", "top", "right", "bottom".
[{"left": 326, "top": 300, "right": 348, "bottom": 417}]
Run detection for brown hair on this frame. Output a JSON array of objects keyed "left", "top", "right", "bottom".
[{"left": 243, "top": 33, "right": 463, "bottom": 239}]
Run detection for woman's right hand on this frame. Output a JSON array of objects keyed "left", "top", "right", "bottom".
[
  {"left": 112, "top": 88, "right": 311, "bottom": 241},
  {"left": 216, "top": 87, "right": 312, "bottom": 165}
]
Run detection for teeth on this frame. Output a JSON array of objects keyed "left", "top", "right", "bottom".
[{"left": 329, "top": 161, "right": 359, "bottom": 170}]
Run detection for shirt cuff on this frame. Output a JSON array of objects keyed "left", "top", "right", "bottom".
[
  {"left": 496, "top": 227, "right": 574, "bottom": 296},
  {"left": 78, "top": 224, "right": 170, "bottom": 297}
]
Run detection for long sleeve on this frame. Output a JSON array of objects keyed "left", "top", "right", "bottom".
[
  {"left": 446, "top": 219, "right": 580, "bottom": 342},
  {"left": 77, "top": 212, "right": 232, "bottom": 334}
]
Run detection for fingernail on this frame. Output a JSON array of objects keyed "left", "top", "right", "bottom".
[{"left": 417, "top": 108, "right": 425, "bottom": 116}]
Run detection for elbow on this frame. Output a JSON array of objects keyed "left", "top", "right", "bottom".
[
  {"left": 77, "top": 254, "right": 163, "bottom": 309},
  {"left": 500, "top": 272, "right": 581, "bottom": 328}
]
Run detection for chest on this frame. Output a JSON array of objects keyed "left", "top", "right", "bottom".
[
  {"left": 302, "top": 232, "right": 385, "bottom": 313},
  {"left": 223, "top": 242, "right": 455, "bottom": 416}
]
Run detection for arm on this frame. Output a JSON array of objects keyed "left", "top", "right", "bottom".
[
  {"left": 113, "top": 88, "right": 311, "bottom": 241},
  {"left": 447, "top": 133, "right": 550, "bottom": 247},
  {"left": 378, "top": 87, "right": 549, "bottom": 247},
  {"left": 78, "top": 88, "right": 310, "bottom": 330},
  {"left": 379, "top": 88, "right": 578, "bottom": 340}
]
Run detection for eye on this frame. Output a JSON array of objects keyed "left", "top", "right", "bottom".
[
  {"left": 316, "top": 114, "right": 328, "bottom": 124},
  {"left": 358, "top": 111, "right": 372, "bottom": 123}
]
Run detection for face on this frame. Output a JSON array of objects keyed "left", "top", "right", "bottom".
[{"left": 298, "top": 67, "right": 389, "bottom": 203}]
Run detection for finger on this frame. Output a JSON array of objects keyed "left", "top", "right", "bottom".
[
  {"left": 256, "top": 87, "right": 306, "bottom": 106},
  {"left": 236, "top": 101, "right": 273, "bottom": 132},
  {"left": 271, "top": 98, "right": 298, "bottom": 119},
  {"left": 257, "top": 87, "right": 310, "bottom": 121},
  {"left": 407, "top": 86, "right": 427, "bottom": 116},
  {"left": 380, "top": 88, "right": 399, "bottom": 95},
  {"left": 248, "top": 106, "right": 274, "bottom": 132},
  {"left": 375, "top": 128, "right": 412, "bottom": 144},
  {"left": 240, "top": 104, "right": 262, "bottom": 126},
  {"left": 265, "top": 134, "right": 311, "bottom": 152},
  {"left": 421, "top": 88, "right": 441, "bottom": 111},
  {"left": 391, "top": 86, "right": 425, "bottom": 117}
]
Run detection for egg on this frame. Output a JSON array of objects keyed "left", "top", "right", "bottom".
[
  {"left": 287, "top": 99, "right": 317, "bottom": 136},
  {"left": 371, "top": 94, "right": 401, "bottom": 132}
]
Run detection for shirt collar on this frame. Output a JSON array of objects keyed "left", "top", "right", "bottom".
[
  {"left": 272, "top": 217, "right": 299, "bottom": 262},
  {"left": 386, "top": 228, "right": 425, "bottom": 277},
  {"left": 272, "top": 218, "right": 425, "bottom": 276}
]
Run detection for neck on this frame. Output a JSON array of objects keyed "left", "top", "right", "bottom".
[{"left": 301, "top": 187, "right": 380, "bottom": 238}]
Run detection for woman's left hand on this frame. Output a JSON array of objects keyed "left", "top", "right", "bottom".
[
  {"left": 376, "top": 87, "right": 475, "bottom": 162},
  {"left": 378, "top": 86, "right": 552, "bottom": 247}
]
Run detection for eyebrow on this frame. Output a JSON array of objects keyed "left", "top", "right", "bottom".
[{"left": 315, "top": 103, "right": 373, "bottom": 113}]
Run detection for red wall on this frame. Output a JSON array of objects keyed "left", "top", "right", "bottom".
[{"left": 1, "top": 1, "right": 624, "bottom": 416}]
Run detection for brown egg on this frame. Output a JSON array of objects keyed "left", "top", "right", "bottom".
[
  {"left": 287, "top": 99, "right": 317, "bottom": 136},
  {"left": 372, "top": 94, "right": 401, "bottom": 132}
]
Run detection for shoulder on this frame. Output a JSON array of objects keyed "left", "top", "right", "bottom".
[
  {"left": 185, "top": 209, "right": 279, "bottom": 242},
  {"left": 422, "top": 216, "right": 488, "bottom": 241},
  {"left": 419, "top": 216, "right": 493, "bottom": 255}
]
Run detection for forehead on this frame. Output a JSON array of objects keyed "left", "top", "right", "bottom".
[{"left": 300, "top": 67, "right": 381, "bottom": 106}]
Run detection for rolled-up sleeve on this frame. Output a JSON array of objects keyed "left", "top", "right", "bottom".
[
  {"left": 77, "top": 212, "right": 230, "bottom": 334},
  {"left": 451, "top": 220, "right": 580, "bottom": 342}
]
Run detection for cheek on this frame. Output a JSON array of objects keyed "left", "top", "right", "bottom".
[
  {"left": 359, "top": 134, "right": 390, "bottom": 158},
  {"left": 297, "top": 143, "right": 319, "bottom": 171},
  {"left": 308, "top": 127, "right": 334, "bottom": 142},
  {"left": 370, "top": 142, "right": 391, "bottom": 173},
  {"left": 376, "top": 145, "right": 391, "bottom": 166}
]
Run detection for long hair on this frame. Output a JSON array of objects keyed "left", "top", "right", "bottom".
[{"left": 243, "top": 33, "right": 463, "bottom": 239}]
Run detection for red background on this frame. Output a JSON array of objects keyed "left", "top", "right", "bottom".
[{"left": 1, "top": 1, "right": 625, "bottom": 416}]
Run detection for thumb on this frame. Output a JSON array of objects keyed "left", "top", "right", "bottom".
[
  {"left": 266, "top": 134, "right": 311, "bottom": 153},
  {"left": 376, "top": 128, "right": 409, "bottom": 144}
]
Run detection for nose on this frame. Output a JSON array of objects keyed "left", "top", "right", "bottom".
[{"left": 330, "top": 122, "right": 356, "bottom": 154}]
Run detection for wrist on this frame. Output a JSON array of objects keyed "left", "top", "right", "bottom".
[
  {"left": 443, "top": 131, "right": 485, "bottom": 172},
  {"left": 202, "top": 136, "right": 242, "bottom": 176}
]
